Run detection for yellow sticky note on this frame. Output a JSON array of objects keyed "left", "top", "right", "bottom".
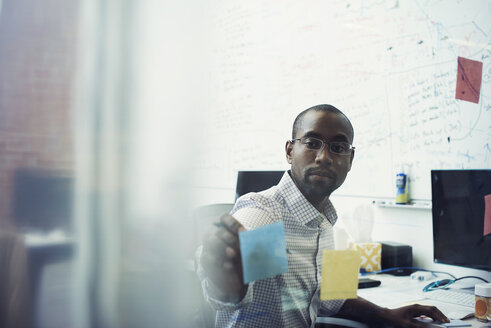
[{"left": 320, "top": 249, "right": 361, "bottom": 300}]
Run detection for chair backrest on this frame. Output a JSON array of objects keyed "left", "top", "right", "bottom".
[
  {"left": 235, "top": 171, "right": 284, "bottom": 201},
  {"left": 192, "top": 203, "right": 235, "bottom": 252},
  {"left": 315, "top": 317, "right": 368, "bottom": 328}
]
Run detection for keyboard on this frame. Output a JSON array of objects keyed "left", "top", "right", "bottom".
[{"left": 423, "top": 289, "right": 475, "bottom": 307}]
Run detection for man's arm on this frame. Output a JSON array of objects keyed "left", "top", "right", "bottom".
[
  {"left": 335, "top": 297, "right": 449, "bottom": 328},
  {"left": 200, "top": 214, "right": 248, "bottom": 303}
]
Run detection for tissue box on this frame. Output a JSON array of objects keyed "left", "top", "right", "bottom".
[{"left": 350, "top": 242, "right": 381, "bottom": 272}]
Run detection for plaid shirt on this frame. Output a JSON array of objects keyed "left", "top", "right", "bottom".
[{"left": 197, "top": 171, "right": 345, "bottom": 327}]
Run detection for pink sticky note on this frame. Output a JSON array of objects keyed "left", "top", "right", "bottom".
[
  {"left": 455, "top": 56, "right": 483, "bottom": 104},
  {"left": 484, "top": 194, "right": 491, "bottom": 236}
]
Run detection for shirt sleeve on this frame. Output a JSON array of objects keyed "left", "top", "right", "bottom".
[
  {"left": 231, "top": 195, "right": 280, "bottom": 228},
  {"left": 318, "top": 298, "right": 346, "bottom": 317}
]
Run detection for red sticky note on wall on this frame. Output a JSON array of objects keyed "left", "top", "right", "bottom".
[
  {"left": 484, "top": 194, "right": 491, "bottom": 237},
  {"left": 455, "top": 56, "right": 483, "bottom": 104}
]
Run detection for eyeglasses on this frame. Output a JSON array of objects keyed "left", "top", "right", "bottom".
[{"left": 291, "top": 137, "right": 355, "bottom": 156}]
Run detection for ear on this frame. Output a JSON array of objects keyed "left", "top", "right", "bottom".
[
  {"left": 285, "top": 140, "right": 293, "bottom": 164},
  {"left": 347, "top": 149, "right": 355, "bottom": 172}
]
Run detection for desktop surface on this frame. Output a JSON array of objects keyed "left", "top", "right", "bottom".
[{"left": 357, "top": 274, "right": 485, "bottom": 327}]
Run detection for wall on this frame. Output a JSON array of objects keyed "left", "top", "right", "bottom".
[
  {"left": 193, "top": 1, "right": 490, "bottom": 279},
  {"left": 0, "top": 0, "right": 78, "bottom": 227},
  {"left": 194, "top": 0, "right": 490, "bottom": 202}
]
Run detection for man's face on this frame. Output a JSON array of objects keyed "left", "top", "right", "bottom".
[{"left": 285, "top": 111, "right": 354, "bottom": 202}]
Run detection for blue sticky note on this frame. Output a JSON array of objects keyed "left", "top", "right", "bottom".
[{"left": 239, "top": 221, "right": 288, "bottom": 284}]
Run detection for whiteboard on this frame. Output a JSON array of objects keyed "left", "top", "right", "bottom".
[{"left": 195, "top": 0, "right": 491, "bottom": 200}]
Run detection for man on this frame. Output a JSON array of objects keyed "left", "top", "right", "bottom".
[{"left": 198, "top": 104, "right": 449, "bottom": 327}]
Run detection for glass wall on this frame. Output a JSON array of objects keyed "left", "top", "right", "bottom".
[{"left": 0, "top": 1, "right": 206, "bottom": 327}]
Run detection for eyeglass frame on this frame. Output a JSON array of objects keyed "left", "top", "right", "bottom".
[{"left": 290, "top": 136, "right": 355, "bottom": 156}]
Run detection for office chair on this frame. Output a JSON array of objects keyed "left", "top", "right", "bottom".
[
  {"left": 192, "top": 203, "right": 235, "bottom": 253},
  {"left": 235, "top": 170, "right": 284, "bottom": 201},
  {"left": 315, "top": 316, "right": 368, "bottom": 328}
]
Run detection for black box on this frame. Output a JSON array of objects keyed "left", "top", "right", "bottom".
[{"left": 380, "top": 241, "right": 413, "bottom": 276}]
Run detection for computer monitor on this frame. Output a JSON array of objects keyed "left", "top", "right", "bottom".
[
  {"left": 235, "top": 171, "right": 284, "bottom": 201},
  {"left": 13, "top": 168, "right": 74, "bottom": 231},
  {"left": 431, "top": 170, "right": 491, "bottom": 271}
]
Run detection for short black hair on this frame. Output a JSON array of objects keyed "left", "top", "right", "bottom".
[{"left": 292, "top": 104, "right": 354, "bottom": 142}]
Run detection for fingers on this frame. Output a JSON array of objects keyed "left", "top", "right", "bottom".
[
  {"left": 202, "top": 214, "right": 244, "bottom": 271},
  {"left": 215, "top": 221, "right": 241, "bottom": 250},
  {"left": 397, "top": 304, "right": 449, "bottom": 326},
  {"left": 201, "top": 248, "right": 238, "bottom": 272},
  {"left": 203, "top": 215, "right": 242, "bottom": 254},
  {"left": 219, "top": 214, "right": 246, "bottom": 234},
  {"left": 202, "top": 230, "right": 238, "bottom": 264},
  {"left": 411, "top": 304, "right": 449, "bottom": 323},
  {"left": 388, "top": 304, "right": 450, "bottom": 328}
]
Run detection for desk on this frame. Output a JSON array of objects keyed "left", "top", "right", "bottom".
[
  {"left": 25, "top": 230, "right": 74, "bottom": 295},
  {"left": 357, "top": 274, "right": 486, "bottom": 328},
  {"left": 24, "top": 231, "right": 74, "bottom": 328}
]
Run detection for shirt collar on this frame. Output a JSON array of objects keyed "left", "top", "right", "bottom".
[{"left": 278, "top": 170, "right": 337, "bottom": 227}]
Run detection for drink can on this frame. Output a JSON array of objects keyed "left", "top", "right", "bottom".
[{"left": 395, "top": 173, "right": 408, "bottom": 204}]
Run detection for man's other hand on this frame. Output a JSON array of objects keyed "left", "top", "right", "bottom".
[
  {"left": 379, "top": 304, "right": 450, "bottom": 327},
  {"left": 339, "top": 298, "right": 450, "bottom": 328}
]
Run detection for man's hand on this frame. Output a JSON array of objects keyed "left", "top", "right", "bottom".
[
  {"left": 337, "top": 298, "right": 450, "bottom": 328},
  {"left": 201, "top": 214, "right": 247, "bottom": 303},
  {"left": 378, "top": 304, "right": 450, "bottom": 327}
]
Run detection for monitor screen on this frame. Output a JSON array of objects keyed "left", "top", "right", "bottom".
[
  {"left": 14, "top": 168, "right": 74, "bottom": 231},
  {"left": 431, "top": 170, "right": 491, "bottom": 271}
]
